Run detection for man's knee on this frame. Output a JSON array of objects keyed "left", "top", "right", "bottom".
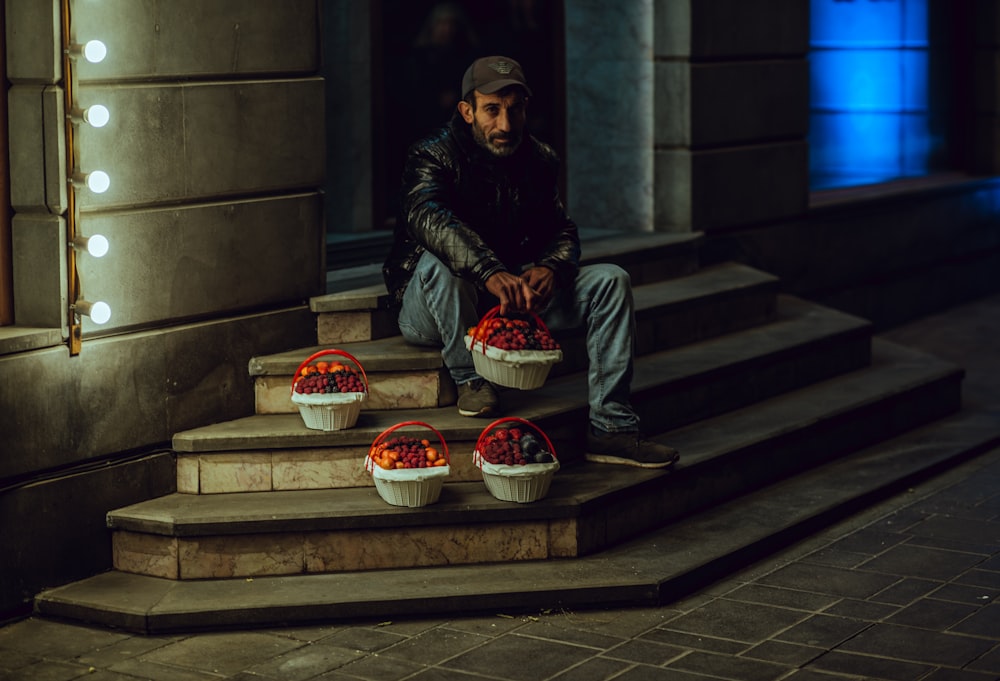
[{"left": 580, "top": 263, "right": 631, "bottom": 295}]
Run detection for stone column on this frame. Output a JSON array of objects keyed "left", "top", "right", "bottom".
[
  {"left": 564, "top": 0, "right": 655, "bottom": 232},
  {"left": 654, "top": 0, "right": 810, "bottom": 232}
]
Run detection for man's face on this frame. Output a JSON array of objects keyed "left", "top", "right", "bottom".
[{"left": 460, "top": 90, "right": 527, "bottom": 157}]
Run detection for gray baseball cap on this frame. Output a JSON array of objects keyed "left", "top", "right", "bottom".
[{"left": 461, "top": 56, "right": 532, "bottom": 99}]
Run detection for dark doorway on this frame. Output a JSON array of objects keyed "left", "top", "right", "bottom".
[{"left": 378, "top": 0, "right": 564, "bottom": 231}]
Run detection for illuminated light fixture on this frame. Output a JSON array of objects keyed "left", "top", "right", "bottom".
[
  {"left": 69, "top": 104, "right": 110, "bottom": 128},
  {"left": 67, "top": 39, "right": 107, "bottom": 63},
  {"left": 74, "top": 299, "right": 111, "bottom": 325},
  {"left": 72, "top": 234, "right": 109, "bottom": 258},
  {"left": 71, "top": 170, "right": 111, "bottom": 194}
]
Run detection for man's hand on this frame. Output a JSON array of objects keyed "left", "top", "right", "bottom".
[
  {"left": 520, "top": 266, "right": 555, "bottom": 311},
  {"left": 485, "top": 271, "right": 543, "bottom": 315}
]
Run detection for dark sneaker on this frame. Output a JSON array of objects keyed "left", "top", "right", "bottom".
[
  {"left": 457, "top": 378, "right": 500, "bottom": 418},
  {"left": 585, "top": 428, "right": 679, "bottom": 469}
]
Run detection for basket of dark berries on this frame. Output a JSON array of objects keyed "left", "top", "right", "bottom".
[
  {"left": 464, "top": 306, "right": 562, "bottom": 390},
  {"left": 290, "top": 349, "right": 368, "bottom": 431},
  {"left": 473, "top": 417, "right": 559, "bottom": 503},
  {"left": 365, "top": 420, "right": 450, "bottom": 507}
]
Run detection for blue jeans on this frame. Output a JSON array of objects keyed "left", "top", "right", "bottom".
[{"left": 397, "top": 251, "right": 640, "bottom": 432}]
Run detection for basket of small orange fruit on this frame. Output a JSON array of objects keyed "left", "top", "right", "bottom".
[
  {"left": 473, "top": 417, "right": 559, "bottom": 503},
  {"left": 464, "top": 306, "right": 562, "bottom": 390},
  {"left": 290, "top": 349, "right": 368, "bottom": 431},
  {"left": 365, "top": 420, "right": 450, "bottom": 507}
]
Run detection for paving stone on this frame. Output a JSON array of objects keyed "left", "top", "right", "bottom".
[
  {"left": 860, "top": 545, "right": 989, "bottom": 581},
  {"left": 380, "top": 628, "right": 491, "bottom": 666},
  {"left": 920, "top": 668, "right": 1000, "bottom": 681},
  {"left": 870, "top": 578, "right": 944, "bottom": 605},
  {"left": 658, "top": 599, "right": 808, "bottom": 644},
  {"left": 0, "top": 660, "right": 93, "bottom": 681},
  {"left": 773, "top": 614, "right": 871, "bottom": 648},
  {"left": 440, "top": 634, "right": 595, "bottom": 681},
  {"left": 107, "top": 657, "right": 232, "bottom": 680},
  {"left": 756, "top": 563, "right": 898, "bottom": 599},
  {"left": 821, "top": 598, "right": 899, "bottom": 621},
  {"left": 443, "top": 615, "right": 529, "bottom": 637},
  {"left": 75, "top": 634, "right": 181, "bottom": 668},
  {"left": 904, "top": 535, "right": 998, "bottom": 555},
  {"left": 639, "top": 628, "right": 749, "bottom": 655},
  {"left": 0, "top": 648, "right": 36, "bottom": 672},
  {"left": 0, "top": 619, "right": 131, "bottom": 660},
  {"left": 837, "top": 623, "right": 996, "bottom": 667},
  {"left": 327, "top": 651, "right": 424, "bottom": 680},
  {"left": 242, "top": 642, "right": 365, "bottom": 680},
  {"left": 740, "top": 639, "right": 824, "bottom": 666},
  {"left": 825, "top": 528, "right": 911, "bottom": 556},
  {"left": 806, "top": 650, "right": 933, "bottom": 680},
  {"left": 965, "top": 644, "right": 1000, "bottom": 674},
  {"left": 666, "top": 649, "right": 791, "bottom": 681},
  {"left": 513, "top": 620, "right": 626, "bottom": 649},
  {"left": 905, "top": 516, "right": 1000, "bottom": 545},
  {"left": 779, "top": 671, "right": 864, "bottom": 681},
  {"left": 723, "top": 584, "right": 839, "bottom": 612},
  {"left": 389, "top": 668, "right": 478, "bottom": 681},
  {"left": 312, "top": 626, "right": 407, "bottom": 652},
  {"left": 607, "top": 665, "right": 711, "bottom": 680},
  {"left": 135, "top": 631, "right": 306, "bottom": 676},
  {"left": 538, "top": 608, "right": 679, "bottom": 639},
  {"left": 954, "top": 569, "right": 1000, "bottom": 590},
  {"left": 548, "top": 656, "right": 630, "bottom": 681},
  {"left": 979, "top": 554, "right": 1000, "bottom": 571},
  {"left": 948, "top": 604, "right": 1000, "bottom": 638},
  {"left": 800, "top": 548, "right": 870, "bottom": 569},
  {"left": 885, "top": 598, "right": 979, "bottom": 630},
  {"left": 929, "top": 582, "right": 997, "bottom": 606},
  {"left": 601, "top": 639, "right": 686, "bottom": 665}
]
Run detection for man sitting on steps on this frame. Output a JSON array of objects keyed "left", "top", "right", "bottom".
[{"left": 381, "top": 55, "right": 678, "bottom": 470}]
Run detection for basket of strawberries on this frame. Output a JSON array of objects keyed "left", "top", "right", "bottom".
[
  {"left": 473, "top": 417, "right": 560, "bottom": 503},
  {"left": 290, "top": 349, "right": 368, "bottom": 431},
  {"left": 365, "top": 420, "right": 450, "bottom": 507},
  {"left": 464, "top": 306, "right": 562, "bottom": 390}
]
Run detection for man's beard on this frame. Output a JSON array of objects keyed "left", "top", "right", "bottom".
[{"left": 472, "top": 120, "right": 522, "bottom": 157}]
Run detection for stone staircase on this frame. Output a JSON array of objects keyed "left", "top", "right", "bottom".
[{"left": 34, "top": 232, "right": 999, "bottom": 634}]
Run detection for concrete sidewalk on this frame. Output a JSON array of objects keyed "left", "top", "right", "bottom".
[{"left": 2, "top": 292, "right": 999, "bottom": 681}]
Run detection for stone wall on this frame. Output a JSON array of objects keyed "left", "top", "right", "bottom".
[{"left": 0, "top": 0, "right": 324, "bottom": 618}]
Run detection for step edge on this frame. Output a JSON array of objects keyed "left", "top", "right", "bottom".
[{"left": 37, "top": 408, "right": 999, "bottom": 633}]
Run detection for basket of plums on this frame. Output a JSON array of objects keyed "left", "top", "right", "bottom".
[{"left": 473, "top": 417, "right": 559, "bottom": 503}]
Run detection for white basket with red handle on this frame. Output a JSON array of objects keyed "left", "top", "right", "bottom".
[
  {"left": 473, "top": 417, "right": 559, "bottom": 503},
  {"left": 464, "top": 306, "right": 562, "bottom": 390},
  {"left": 365, "top": 421, "right": 450, "bottom": 507},
  {"left": 290, "top": 349, "right": 368, "bottom": 431}
]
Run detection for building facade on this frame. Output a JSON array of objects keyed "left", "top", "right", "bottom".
[{"left": 2, "top": 0, "right": 999, "bottom": 620}]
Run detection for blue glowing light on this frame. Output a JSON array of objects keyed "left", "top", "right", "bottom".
[{"left": 809, "top": 0, "right": 934, "bottom": 190}]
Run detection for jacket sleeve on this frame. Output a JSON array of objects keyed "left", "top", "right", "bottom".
[
  {"left": 531, "top": 145, "right": 580, "bottom": 286},
  {"left": 400, "top": 143, "right": 508, "bottom": 289},
  {"left": 534, "top": 187, "right": 580, "bottom": 287}
]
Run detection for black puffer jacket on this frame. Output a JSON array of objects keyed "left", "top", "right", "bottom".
[{"left": 382, "top": 111, "right": 581, "bottom": 305}]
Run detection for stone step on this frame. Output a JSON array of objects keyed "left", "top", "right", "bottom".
[
  {"left": 252, "top": 262, "right": 780, "bottom": 414},
  {"left": 110, "top": 339, "right": 961, "bottom": 580},
  {"left": 37, "top": 384, "right": 993, "bottom": 634},
  {"left": 171, "top": 296, "right": 872, "bottom": 494},
  {"left": 310, "top": 232, "right": 703, "bottom": 345}
]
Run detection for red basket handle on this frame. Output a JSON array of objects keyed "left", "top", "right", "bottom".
[
  {"left": 469, "top": 305, "right": 555, "bottom": 354},
  {"left": 366, "top": 420, "right": 450, "bottom": 472},
  {"left": 474, "top": 416, "right": 558, "bottom": 468},
  {"left": 291, "top": 349, "right": 369, "bottom": 395}
]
